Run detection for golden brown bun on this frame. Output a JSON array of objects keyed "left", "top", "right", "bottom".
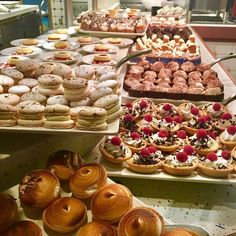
[
  {"left": 127, "top": 157, "right": 162, "bottom": 174},
  {"left": 183, "top": 125, "right": 212, "bottom": 135},
  {"left": 94, "top": 54, "right": 111, "bottom": 62},
  {"left": 194, "top": 141, "right": 220, "bottom": 156},
  {"left": 70, "top": 163, "right": 107, "bottom": 199},
  {"left": 91, "top": 184, "right": 132, "bottom": 224},
  {"left": 0, "top": 194, "right": 18, "bottom": 232},
  {"left": 161, "top": 227, "right": 200, "bottom": 236},
  {"left": 219, "top": 133, "right": 236, "bottom": 150},
  {"left": 75, "top": 221, "right": 117, "bottom": 236},
  {"left": 47, "top": 150, "right": 83, "bottom": 181},
  {"left": 19, "top": 170, "right": 60, "bottom": 208},
  {"left": 22, "top": 39, "right": 38, "bottom": 46},
  {"left": 42, "top": 197, "right": 87, "bottom": 233},
  {"left": 118, "top": 207, "right": 164, "bottom": 236},
  {"left": 162, "top": 162, "right": 198, "bottom": 176},
  {"left": 2, "top": 220, "right": 42, "bottom": 236}
]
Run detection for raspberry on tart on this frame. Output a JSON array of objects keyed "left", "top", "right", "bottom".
[
  {"left": 119, "top": 114, "right": 138, "bottom": 132},
  {"left": 178, "top": 102, "right": 201, "bottom": 121},
  {"left": 155, "top": 103, "right": 179, "bottom": 119},
  {"left": 213, "top": 112, "right": 236, "bottom": 132},
  {"left": 202, "top": 102, "right": 228, "bottom": 119},
  {"left": 132, "top": 99, "right": 155, "bottom": 118},
  {"left": 219, "top": 125, "right": 236, "bottom": 149}
]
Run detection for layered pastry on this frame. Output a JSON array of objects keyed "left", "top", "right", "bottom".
[
  {"left": 94, "top": 54, "right": 111, "bottom": 62},
  {"left": 16, "top": 47, "right": 33, "bottom": 55},
  {"left": 22, "top": 38, "right": 38, "bottom": 46},
  {"left": 99, "top": 136, "right": 132, "bottom": 163},
  {"left": 19, "top": 169, "right": 60, "bottom": 208},
  {"left": 0, "top": 193, "right": 18, "bottom": 233},
  {"left": 47, "top": 150, "right": 82, "bottom": 181},
  {"left": 119, "top": 114, "right": 138, "bottom": 132},
  {"left": 184, "top": 115, "right": 212, "bottom": 135},
  {"left": 127, "top": 146, "right": 163, "bottom": 173},
  {"left": 119, "top": 131, "right": 146, "bottom": 153},
  {"left": 178, "top": 102, "right": 201, "bottom": 121},
  {"left": 198, "top": 150, "right": 234, "bottom": 178},
  {"left": 202, "top": 102, "right": 227, "bottom": 119},
  {"left": 219, "top": 125, "right": 236, "bottom": 149},
  {"left": 132, "top": 99, "right": 155, "bottom": 118},
  {"left": 149, "top": 130, "right": 179, "bottom": 152},
  {"left": 161, "top": 227, "right": 200, "bottom": 236},
  {"left": 91, "top": 184, "right": 132, "bottom": 224},
  {"left": 162, "top": 145, "right": 198, "bottom": 176},
  {"left": 75, "top": 221, "right": 117, "bottom": 236},
  {"left": 42, "top": 197, "right": 87, "bottom": 233},
  {"left": 155, "top": 103, "right": 178, "bottom": 119},
  {"left": 94, "top": 44, "right": 110, "bottom": 52},
  {"left": 54, "top": 41, "right": 69, "bottom": 49},
  {"left": 189, "top": 129, "right": 220, "bottom": 156},
  {"left": 213, "top": 112, "right": 236, "bottom": 132},
  {"left": 70, "top": 163, "right": 107, "bottom": 200},
  {"left": 118, "top": 207, "right": 164, "bottom": 236}
]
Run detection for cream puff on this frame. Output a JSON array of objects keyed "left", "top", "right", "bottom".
[{"left": 219, "top": 125, "right": 236, "bottom": 149}]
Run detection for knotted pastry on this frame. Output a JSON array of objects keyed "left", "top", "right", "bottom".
[
  {"left": 91, "top": 184, "right": 132, "bottom": 224},
  {"left": 75, "top": 221, "right": 117, "bottom": 236},
  {"left": 19, "top": 170, "right": 60, "bottom": 208},
  {"left": 2, "top": 220, "right": 42, "bottom": 236},
  {"left": 161, "top": 227, "right": 200, "bottom": 236},
  {"left": 118, "top": 207, "right": 164, "bottom": 236},
  {"left": 0, "top": 193, "right": 18, "bottom": 232},
  {"left": 42, "top": 197, "right": 87, "bottom": 233},
  {"left": 70, "top": 163, "right": 107, "bottom": 200},
  {"left": 47, "top": 150, "right": 83, "bottom": 181}
]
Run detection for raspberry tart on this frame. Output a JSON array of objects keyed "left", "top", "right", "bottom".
[
  {"left": 137, "top": 113, "right": 155, "bottom": 131},
  {"left": 155, "top": 103, "right": 179, "bottom": 119},
  {"left": 119, "top": 114, "right": 138, "bottom": 132},
  {"left": 140, "top": 126, "right": 153, "bottom": 146},
  {"left": 178, "top": 102, "right": 201, "bottom": 121},
  {"left": 132, "top": 99, "right": 155, "bottom": 118},
  {"left": 213, "top": 113, "right": 236, "bottom": 132},
  {"left": 122, "top": 102, "right": 139, "bottom": 119},
  {"left": 219, "top": 125, "right": 236, "bottom": 149},
  {"left": 202, "top": 102, "right": 228, "bottom": 119},
  {"left": 175, "top": 129, "right": 189, "bottom": 146}
]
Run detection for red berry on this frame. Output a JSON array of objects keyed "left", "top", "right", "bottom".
[
  {"left": 144, "top": 114, "right": 153, "bottom": 122},
  {"left": 176, "top": 152, "right": 188, "bottom": 162},
  {"left": 183, "top": 145, "right": 194, "bottom": 155},
  {"left": 140, "top": 100, "right": 148, "bottom": 109},
  {"left": 227, "top": 125, "right": 236, "bottom": 135},
  {"left": 213, "top": 102, "right": 221, "bottom": 111},
  {"left": 206, "top": 152, "right": 218, "bottom": 162},
  {"left": 158, "top": 130, "right": 169, "bottom": 138},
  {"left": 173, "top": 115, "right": 182, "bottom": 123},
  {"left": 198, "top": 116, "right": 207, "bottom": 123},
  {"left": 124, "top": 114, "right": 133, "bottom": 122},
  {"left": 142, "top": 127, "right": 152, "bottom": 135},
  {"left": 222, "top": 150, "right": 231, "bottom": 160},
  {"left": 205, "top": 115, "right": 211, "bottom": 122},
  {"left": 196, "top": 129, "right": 208, "bottom": 139},
  {"left": 164, "top": 116, "right": 173, "bottom": 123},
  {"left": 191, "top": 107, "right": 199, "bottom": 116},
  {"left": 208, "top": 131, "right": 217, "bottom": 140},
  {"left": 163, "top": 103, "right": 172, "bottom": 111},
  {"left": 110, "top": 136, "right": 121, "bottom": 146},
  {"left": 126, "top": 102, "right": 133, "bottom": 108},
  {"left": 221, "top": 113, "right": 232, "bottom": 120},
  {"left": 140, "top": 148, "right": 150, "bottom": 157},
  {"left": 177, "top": 130, "right": 186, "bottom": 139},
  {"left": 131, "top": 132, "right": 140, "bottom": 140},
  {"left": 148, "top": 146, "right": 157, "bottom": 153}
]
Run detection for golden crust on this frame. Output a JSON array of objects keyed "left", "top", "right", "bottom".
[
  {"left": 151, "top": 123, "right": 181, "bottom": 133},
  {"left": 152, "top": 143, "right": 179, "bottom": 153},
  {"left": 161, "top": 227, "right": 200, "bottom": 236},
  {"left": 219, "top": 134, "right": 236, "bottom": 150},
  {"left": 183, "top": 124, "right": 212, "bottom": 135},
  {"left": 194, "top": 141, "right": 220, "bottom": 156}
]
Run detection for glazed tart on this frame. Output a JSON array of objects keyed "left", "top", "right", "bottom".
[
  {"left": 178, "top": 102, "right": 201, "bottom": 121},
  {"left": 219, "top": 125, "right": 236, "bottom": 149},
  {"left": 119, "top": 114, "right": 138, "bottom": 132},
  {"left": 198, "top": 150, "right": 234, "bottom": 178},
  {"left": 99, "top": 136, "right": 132, "bottom": 163},
  {"left": 162, "top": 145, "right": 198, "bottom": 176},
  {"left": 201, "top": 102, "right": 228, "bottom": 119},
  {"left": 127, "top": 146, "right": 163, "bottom": 173},
  {"left": 155, "top": 103, "right": 179, "bottom": 119},
  {"left": 132, "top": 99, "right": 155, "bottom": 118},
  {"left": 214, "top": 113, "right": 236, "bottom": 132}
]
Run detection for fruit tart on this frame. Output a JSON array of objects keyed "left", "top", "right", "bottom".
[
  {"left": 213, "top": 112, "right": 236, "bottom": 132},
  {"left": 175, "top": 129, "right": 189, "bottom": 147},
  {"left": 184, "top": 115, "right": 212, "bottom": 135},
  {"left": 132, "top": 99, "right": 155, "bottom": 118},
  {"left": 127, "top": 146, "right": 163, "bottom": 173},
  {"left": 201, "top": 102, "right": 228, "bottom": 119},
  {"left": 198, "top": 150, "right": 234, "bottom": 178},
  {"left": 219, "top": 125, "right": 236, "bottom": 149},
  {"left": 178, "top": 102, "right": 201, "bottom": 121},
  {"left": 122, "top": 102, "right": 139, "bottom": 119},
  {"left": 140, "top": 126, "right": 153, "bottom": 146},
  {"left": 100, "top": 136, "right": 132, "bottom": 164},
  {"left": 155, "top": 103, "right": 179, "bottom": 119},
  {"left": 162, "top": 145, "right": 198, "bottom": 176},
  {"left": 149, "top": 130, "right": 179, "bottom": 153},
  {"left": 137, "top": 113, "right": 155, "bottom": 131},
  {"left": 119, "top": 114, "right": 138, "bottom": 132},
  {"left": 189, "top": 129, "right": 220, "bottom": 156},
  {"left": 119, "top": 131, "right": 146, "bottom": 153}
]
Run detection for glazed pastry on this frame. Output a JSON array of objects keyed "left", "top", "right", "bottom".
[
  {"left": 119, "top": 131, "right": 146, "bottom": 153},
  {"left": 119, "top": 114, "right": 138, "bottom": 132},
  {"left": 219, "top": 125, "right": 236, "bottom": 149},
  {"left": 178, "top": 102, "right": 201, "bottom": 121},
  {"left": 132, "top": 99, "right": 155, "bottom": 118},
  {"left": 99, "top": 136, "right": 132, "bottom": 164},
  {"left": 91, "top": 184, "right": 132, "bottom": 224},
  {"left": 161, "top": 227, "right": 200, "bottom": 236},
  {"left": 198, "top": 150, "right": 234, "bottom": 178},
  {"left": 0, "top": 193, "right": 18, "bottom": 232},
  {"left": 162, "top": 145, "right": 198, "bottom": 176},
  {"left": 19, "top": 170, "right": 60, "bottom": 208},
  {"left": 155, "top": 103, "right": 179, "bottom": 119},
  {"left": 75, "top": 221, "right": 117, "bottom": 236},
  {"left": 213, "top": 113, "right": 236, "bottom": 132},
  {"left": 70, "top": 163, "right": 107, "bottom": 200},
  {"left": 42, "top": 197, "right": 87, "bottom": 233},
  {"left": 201, "top": 102, "right": 227, "bottom": 119},
  {"left": 189, "top": 129, "right": 220, "bottom": 156},
  {"left": 118, "top": 207, "right": 164, "bottom": 236},
  {"left": 127, "top": 146, "right": 163, "bottom": 173},
  {"left": 47, "top": 150, "right": 82, "bottom": 181}
]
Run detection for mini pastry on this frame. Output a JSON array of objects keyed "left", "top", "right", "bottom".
[
  {"left": 22, "top": 38, "right": 39, "bottom": 46},
  {"left": 70, "top": 163, "right": 107, "bottom": 200},
  {"left": 189, "top": 129, "right": 220, "bottom": 156},
  {"left": 149, "top": 130, "right": 179, "bottom": 153},
  {"left": 108, "top": 38, "right": 122, "bottom": 44},
  {"left": 213, "top": 112, "right": 236, "bottom": 131},
  {"left": 0, "top": 103, "right": 18, "bottom": 127},
  {"left": 56, "top": 28, "right": 68, "bottom": 34},
  {"left": 198, "top": 150, "right": 234, "bottom": 178},
  {"left": 132, "top": 99, "right": 155, "bottom": 118},
  {"left": 95, "top": 79, "right": 118, "bottom": 93},
  {"left": 175, "top": 129, "right": 189, "bottom": 146},
  {"left": 122, "top": 102, "right": 139, "bottom": 118},
  {"left": 94, "top": 54, "right": 111, "bottom": 62},
  {"left": 54, "top": 41, "right": 69, "bottom": 49},
  {"left": 47, "top": 95, "right": 69, "bottom": 106},
  {"left": 19, "top": 169, "right": 60, "bottom": 208},
  {"left": 163, "top": 145, "right": 198, "bottom": 176},
  {"left": 0, "top": 193, "right": 18, "bottom": 233},
  {"left": 100, "top": 136, "right": 132, "bottom": 164},
  {"left": 202, "top": 102, "right": 227, "bottom": 119},
  {"left": 7, "top": 56, "right": 24, "bottom": 66},
  {"left": 42, "top": 197, "right": 87, "bottom": 233},
  {"left": 161, "top": 227, "right": 200, "bottom": 236},
  {"left": 97, "top": 71, "right": 118, "bottom": 82},
  {"left": 119, "top": 114, "right": 138, "bottom": 132},
  {"left": 16, "top": 47, "right": 33, "bottom": 55},
  {"left": 178, "top": 102, "right": 201, "bottom": 121},
  {"left": 91, "top": 184, "right": 132, "bottom": 224},
  {"left": 119, "top": 131, "right": 146, "bottom": 153},
  {"left": 94, "top": 44, "right": 110, "bottom": 52},
  {"left": 54, "top": 51, "right": 71, "bottom": 60},
  {"left": 78, "top": 36, "right": 92, "bottom": 44},
  {"left": 21, "top": 92, "right": 47, "bottom": 105},
  {"left": 118, "top": 207, "right": 164, "bottom": 236},
  {"left": 90, "top": 87, "right": 113, "bottom": 103},
  {"left": 18, "top": 78, "right": 38, "bottom": 89},
  {"left": 219, "top": 125, "right": 236, "bottom": 149},
  {"left": 127, "top": 146, "right": 163, "bottom": 173},
  {"left": 137, "top": 113, "right": 155, "bottom": 131},
  {"left": 155, "top": 103, "right": 179, "bottom": 119},
  {"left": 75, "top": 64, "right": 95, "bottom": 80},
  {"left": 48, "top": 34, "right": 61, "bottom": 40}
]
